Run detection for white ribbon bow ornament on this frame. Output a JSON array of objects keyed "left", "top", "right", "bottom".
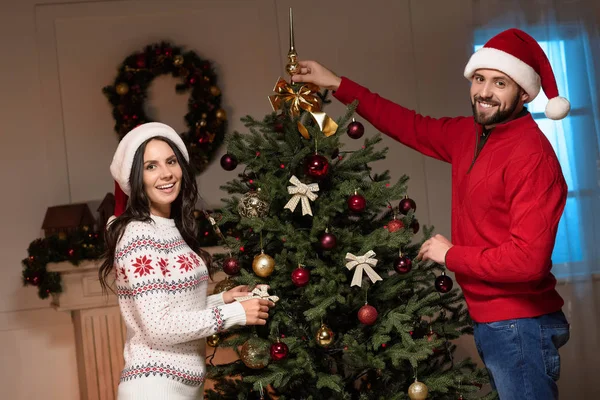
[
  {"left": 234, "top": 285, "right": 280, "bottom": 303},
  {"left": 345, "top": 250, "right": 382, "bottom": 287},
  {"left": 284, "top": 175, "right": 319, "bottom": 216}
]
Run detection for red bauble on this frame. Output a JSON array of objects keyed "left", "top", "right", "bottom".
[
  {"left": 394, "top": 255, "right": 412, "bottom": 274},
  {"left": 399, "top": 196, "right": 417, "bottom": 215},
  {"left": 31, "top": 274, "right": 41, "bottom": 286},
  {"left": 348, "top": 194, "right": 366, "bottom": 212},
  {"left": 435, "top": 273, "right": 454, "bottom": 293},
  {"left": 411, "top": 219, "right": 420, "bottom": 234},
  {"left": 291, "top": 267, "right": 310, "bottom": 287},
  {"left": 387, "top": 219, "right": 404, "bottom": 232},
  {"left": 270, "top": 340, "right": 289, "bottom": 361},
  {"left": 135, "top": 54, "right": 146, "bottom": 68},
  {"left": 319, "top": 231, "right": 337, "bottom": 250},
  {"left": 220, "top": 154, "right": 238, "bottom": 171},
  {"left": 347, "top": 120, "right": 365, "bottom": 139},
  {"left": 358, "top": 304, "right": 378, "bottom": 325},
  {"left": 222, "top": 257, "right": 240, "bottom": 275},
  {"left": 304, "top": 154, "right": 329, "bottom": 179}
]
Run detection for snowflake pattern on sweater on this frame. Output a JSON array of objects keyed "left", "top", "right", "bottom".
[{"left": 114, "top": 215, "right": 246, "bottom": 392}]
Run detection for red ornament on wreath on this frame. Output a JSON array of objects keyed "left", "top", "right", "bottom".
[
  {"left": 358, "top": 304, "right": 378, "bottom": 325},
  {"left": 348, "top": 191, "right": 366, "bottom": 213},
  {"left": 270, "top": 338, "right": 289, "bottom": 361},
  {"left": 387, "top": 218, "right": 404, "bottom": 233},
  {"left": 394, "top": 253, "right": 412, "bottom": 274},
  {"left": 319, "top": 229, "right": 337, "bottom": 250},
  {"left": 304, "top": 153, "right": 329, "bottom": 179},
  {"left": 399, "top": 196, "right": 417, "bottom": 215},
  {"left": 347, "top": 118, "right": 365, "bottom": 139},
  {"left": 291, "top": 266, "right": 310, "bottom": 287},
  {"left": 222, "top": 257, "right": 240, "bottom": 275}
]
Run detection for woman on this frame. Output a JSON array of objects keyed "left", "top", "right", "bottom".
[{"left": 99, "top": 122, "right": 273, "bottom": 399}]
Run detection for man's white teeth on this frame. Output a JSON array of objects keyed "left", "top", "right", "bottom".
[
  {"left": 158, "top": 183, "right": 174, "bottom": 189},
  {"left": 479, "top": 101, "right": 495, "bottom": 108}
]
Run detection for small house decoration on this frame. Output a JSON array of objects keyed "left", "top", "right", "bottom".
[{"left": 41, "top": 203, "right": 96, "bottom": 238}]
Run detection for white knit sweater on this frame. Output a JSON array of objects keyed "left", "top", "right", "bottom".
[{"left": 114, "top": 215, "right": 246, "bottom": 399}]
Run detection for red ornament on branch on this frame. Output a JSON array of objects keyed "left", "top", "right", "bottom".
[
  {"left": 291, "top": 266, "right": 310, "bottom": 287},
  {"left": 222, "top": 257, "right": 240, "bottom": 275},
  {"left": 347, "top": 119, "right": 364, "bottom": 139},
  {"left": 410, "top": 219, "right": 420, "bottom": 234},
  {"left": 399, "top": 196, "right": 417, "bottom": 215},
  {"left": 358, "top": 304, "right": 378, "bottom": 325},
  {"left": 319, "top": 230, "right": 337, "bottom": 250},
  {"left": 348, "top": 192, "right": 366, "bottom": 213},
  {"left": 220, "top": 153, "right": 238, "bottom": 171},
  {"left": 435, "top": 272, "right": 454, "bottom": 293},
  {"left": 270, "top": 339, "right": 289, "bottom": 361},
  {"left": 394, "top": 253, "right": 412, "bottom": 274},
  {"left": 304, "top": 154, "right": 329, "bottom": 179},
  {"left": 386, "top": 218, "right": 404, "bottom": 233}
]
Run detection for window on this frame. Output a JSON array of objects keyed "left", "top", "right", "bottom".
[{"left": 474, "top": 33, "right": 599, "bottom": 278}]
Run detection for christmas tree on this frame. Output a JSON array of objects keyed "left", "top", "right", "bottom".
[{"left": 204, "top": 10, "right": 491, "bottom": 400}]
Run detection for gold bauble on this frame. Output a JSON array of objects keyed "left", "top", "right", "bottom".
[
  {"left": 173, "top": 55, "right": 184, "bottom": 66},
  {"left": 193, "top": 209, "right": 202, "bottom": 219},
  {"left": 316, "top": 323, "right": 334, "bottom": 347},
  {"left": 116, "top": 83, "right": 129, "bottom": 95},
  {"left": 213, "top": 278, "right": 237, "bottom": 294},
  {"left": 210, "top": 86, "right": 221, "bottom": 96},
  {"left": 206, "top": 333, "right": 221, "bottom": 347},
  {"left": 215, "top": 108, "right": 227, "bottom": 120},
  {"left": 408, "top": 380, "right": 429, "bottom": 400},
  {"left": 238, "top": 190, "right": 270, "bottom": 218},
  {"left": 252, "top": 251, "right": 275, "bottom": 278},
  {"left": 240, "top": 337, "right": 270, "bottom": 369}
]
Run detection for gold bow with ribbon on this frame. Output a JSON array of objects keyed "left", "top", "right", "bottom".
[
  {"left": 345, "top": 250, "right": 382, "bottom": 287},
  {"left": 268, "top": 77, "right": 338, "bottom": 139},
  {"left": 284, "top": 175, "right": 319, "bottom": 216}
]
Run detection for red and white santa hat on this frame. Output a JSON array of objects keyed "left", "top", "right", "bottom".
[
  {"left": 107, "top": 122, "right": 189, "bottom": 224},
  {"left": 464, "top": 28, "right": 570, "bottom": 120}
]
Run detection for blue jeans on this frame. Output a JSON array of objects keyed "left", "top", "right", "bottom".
[{"left": 473, "top": 310, "right": 570, "bottom": 400}]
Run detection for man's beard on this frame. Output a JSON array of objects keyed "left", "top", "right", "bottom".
[{"left": 471, "top": 91, "right": 521, "bottom": 126}]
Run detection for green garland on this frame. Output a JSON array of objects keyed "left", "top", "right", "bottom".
[
  {"left": 22, "top": 227, "right": 104, "bottom": 299},
  {"left": 103, "top": 41, "right": 227, "bottom": 174}
]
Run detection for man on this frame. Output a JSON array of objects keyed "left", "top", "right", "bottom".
[{"left": 292, "top": 28, "right": 570, "bottom": 399}]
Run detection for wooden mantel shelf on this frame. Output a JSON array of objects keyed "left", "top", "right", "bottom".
[{"left": 47, "top": 259, "right": 117, "bottom": 312}]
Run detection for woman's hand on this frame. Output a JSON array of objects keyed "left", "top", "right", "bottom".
[
  {"left": 240, "top": 298, "right": 275, "bottom": 325},
  {"left": 222, "top": 285, "right": 252, "bottom": 304}
]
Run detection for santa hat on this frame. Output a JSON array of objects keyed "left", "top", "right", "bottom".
[
  {"left": 464, "top": 28, "right": 570, "bottom": 120},
  {"left": 107, "top": 122, "right": 189, "bottom": 225}
]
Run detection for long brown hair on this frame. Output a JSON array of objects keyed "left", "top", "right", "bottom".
[{"left": 98, "top": 137, "right": 211, "bottom": 293}]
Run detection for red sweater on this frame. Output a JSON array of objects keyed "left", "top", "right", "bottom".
[{"left": 334, "top": 77, "right": 566, "bottom": 323}]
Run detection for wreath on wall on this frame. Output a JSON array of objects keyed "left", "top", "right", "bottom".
[{"left": 102, "top": 41, "right": 227, "bottom": 174}]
